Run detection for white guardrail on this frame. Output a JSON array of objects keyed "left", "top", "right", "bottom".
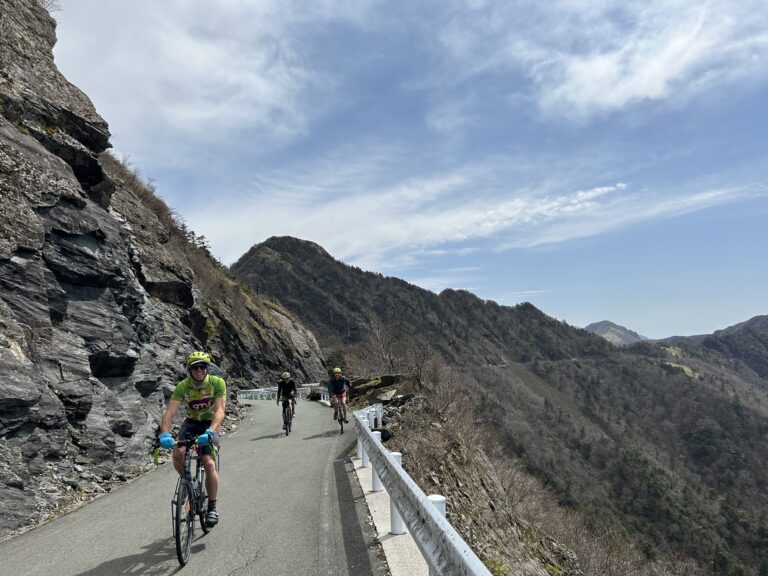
[
  {"left": 237, "top": 386, "right": 316, "bottom": 401},
  {"left": 354, "top": 405, "right": 492, "bottom": 576}
]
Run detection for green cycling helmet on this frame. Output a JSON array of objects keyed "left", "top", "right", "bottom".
[
  {"left": 332, "top": 367, "right": 342, "bottom": 374},
  {"left": 186, "top": 351, "right": 212, "bottom": 368}
]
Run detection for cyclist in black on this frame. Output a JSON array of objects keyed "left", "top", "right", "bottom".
[
  {"left": 276, "top": 371, "right": 297, "bottom": 430},
  {"left": 327, "top": 367, "right": 352, "bottom": 423}
]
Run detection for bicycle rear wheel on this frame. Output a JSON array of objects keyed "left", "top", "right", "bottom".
[
  {"left": 197, "top": 464, "right": 211, "bottom": 534},
  {"left": 174, "top": 478, "right": 195, "bottom": 566}
]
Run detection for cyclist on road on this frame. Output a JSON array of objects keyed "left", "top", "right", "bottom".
[
  {"left": 327, "top": 367, "right": 352, "bottom": 423},
  {"left": 276, "top": 371, "right": 298, "bottom": 430},
  {"left": 158, "top": 351, "right": 226, "bottom": 526}
]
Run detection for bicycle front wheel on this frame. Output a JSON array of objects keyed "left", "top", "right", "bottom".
[
  {"left": 175, "top": 478, "right": 195, "bottom": 566},
  {"left": 197, "top": 465, "right": 211, "bottom": 534},
  {"left": 338, "top": 407, "right": 344, "bottom": 434}
]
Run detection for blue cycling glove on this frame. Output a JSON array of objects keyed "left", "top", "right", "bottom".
[
  {"left": 197, "top": 428, "right": 217, "bottom": 446},
  {"left": 159, "top": 432, "right": 175, "bottom": 449}
]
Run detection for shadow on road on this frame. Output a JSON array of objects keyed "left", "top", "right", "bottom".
[
  {"left": 250, "top": 433, "right": 285, "bottom": 441},
  {"left": 303, "top": 430, "right": 343, "bottom": 440},
  {"left": 74, "top": 537, "right": 182, "bottom": 576}
]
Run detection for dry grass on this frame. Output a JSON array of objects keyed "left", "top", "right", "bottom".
[
  {"left": 38, "top": 0, "right": 60, "bottom": 13},
  {"left": 100, "top": 151, "right": 260, "bottom": 331},
  {"left": 100, "top": 152, "right": 183, "bottom": 240}
]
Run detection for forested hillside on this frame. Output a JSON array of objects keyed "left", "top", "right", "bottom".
[{"left": 233, "top": 235, "right": 768, "bottom": 575}]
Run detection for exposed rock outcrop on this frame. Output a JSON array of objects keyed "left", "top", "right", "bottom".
[{"left": 0, "top": 0, "right": 325, "bottom": 537}]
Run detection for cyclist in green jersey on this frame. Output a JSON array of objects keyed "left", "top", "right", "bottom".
[{"left": 158, "top": 351, "right": 226, "bottom": 526}]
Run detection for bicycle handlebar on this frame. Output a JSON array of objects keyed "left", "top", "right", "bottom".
[{"left": 152, "top": 435, "right": 219, "bottom": 466}]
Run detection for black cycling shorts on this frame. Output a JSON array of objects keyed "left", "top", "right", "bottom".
[{"left": 178, "top": 419, "right": 219, "bottom": 457}]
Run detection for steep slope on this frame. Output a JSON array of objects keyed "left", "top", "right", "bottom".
[
  {"left": 0, "top": 0, "right": 325, "bottom": 537},
  {"left": 584, "top": 320, "right": 647, "bottom": 346},
  {"left": 233, "top": 236, "right": 768, "bottom": 575}
]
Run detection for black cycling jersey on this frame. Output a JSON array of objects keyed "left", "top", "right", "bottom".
[{"left": 277, "top": 378, "right": 297, "bottom": 399}]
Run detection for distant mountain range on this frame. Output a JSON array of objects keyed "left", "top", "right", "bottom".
[
  {"left": 583, "top": 320, "right": 647, "bottom": 346},
  {"left": 232, "top": 236, "right": 768, "bottom": 575}
]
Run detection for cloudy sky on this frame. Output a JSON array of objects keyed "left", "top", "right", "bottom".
[{"left": 53, "top": 0, "right": 767, "bottom": 339}]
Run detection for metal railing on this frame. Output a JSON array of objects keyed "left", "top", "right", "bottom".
[
  {"left": 353, "top": 406, "right": 492, "bottom": 576},
  {"left": 237, "top": 389, "right": 277, "bottom": 401},
  {"left": 237, "top": 386, "right": 314, "bottom": 401}
]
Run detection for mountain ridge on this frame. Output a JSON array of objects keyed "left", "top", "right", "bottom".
[{"left": 232, "top": 235, "right": 612, "bottom": 367}]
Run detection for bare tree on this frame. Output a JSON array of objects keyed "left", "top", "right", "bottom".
[
  {"left": 38, "top": 0, "right": 61, "bottom": 13},
  {"left": 368, "top": 316, "right": 398, "bottom": 373}
]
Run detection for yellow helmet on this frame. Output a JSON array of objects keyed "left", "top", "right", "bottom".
[
  {"left": 332, "top": 367, "right": 342, "bottom": 374},
  {"left": 281, "top": 371, "right": 290, "bottom": 379},
  {"left": 186, "top": 351, "right": 212, "bottom": 368}
]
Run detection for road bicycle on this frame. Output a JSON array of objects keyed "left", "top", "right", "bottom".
[
  {"left": 282, "top": 398, "right": 294, "bottom": 436},
  {"left": 333, "top": 396, "right": 346, "bottom": 434},
  {"left": 167, "top": 435, "right": 218, "bottom": 566}
]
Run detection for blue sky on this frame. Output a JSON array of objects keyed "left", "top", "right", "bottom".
[{"left": 52, "top": 0, "right": 767, "bottom": 339}]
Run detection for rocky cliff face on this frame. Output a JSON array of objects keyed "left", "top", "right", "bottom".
[{"left": 0, "top": 0, "right": 325, "bottom": 537}]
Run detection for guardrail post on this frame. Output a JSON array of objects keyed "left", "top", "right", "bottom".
[
  {"left": 428, "top": 495, "right": 447, "bottom": 576},
  {"left": 356, "top": 431, "right": 363, "bottom": 460},
  {"left": 360, "top": 411, "right": 370, "bottom": 469},
  {"left": 367, "top": 408, "right": 375, "bottom": 430},
  {"left": 375, "top": 403, "right": 383, "bottom": 427},
  {"left": 389, "top": 452, "right": 405, "bottom": 535},
  {"left": 371, "top": 431, "right": 383, "bottom": 492}
]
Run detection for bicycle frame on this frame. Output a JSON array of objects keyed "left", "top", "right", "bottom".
[
  {"left": 336, "top": 398, "right": 345, "bottom": 434},
  {"left": 282, "top": 399, "right": 293, "bottom": 435},
  {"left": 169, "top": 435, "right": 218, "bottom": 565}
]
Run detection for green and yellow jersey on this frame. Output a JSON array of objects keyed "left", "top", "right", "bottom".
[{"left": 171, "top": 374, "right": 226, "bottom": 421}]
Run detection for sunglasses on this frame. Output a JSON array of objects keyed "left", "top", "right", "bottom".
[{"left": 189, "top": 364, "right": 208, "bottom": 372}]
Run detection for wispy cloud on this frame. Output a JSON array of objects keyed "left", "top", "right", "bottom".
[
  {"left": 497, "top": 185, "right": 763, "bottom": 250},
  {"left": 56, "top": 0, "right": 379, "bottom": 163},
  {"left": 192, "top": 133, "right": 765, "bottom": 272},
  {"left": 427, "top": 0, "right": 768, "bottom": 120}
]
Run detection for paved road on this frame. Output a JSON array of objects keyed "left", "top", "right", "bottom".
[{"left": 1, "top": 400, "right": 389, "bottom": 576}]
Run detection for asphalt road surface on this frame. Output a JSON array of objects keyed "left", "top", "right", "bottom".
[{"left": 1, "top": 400, "right": 390, "bottom": 576}]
